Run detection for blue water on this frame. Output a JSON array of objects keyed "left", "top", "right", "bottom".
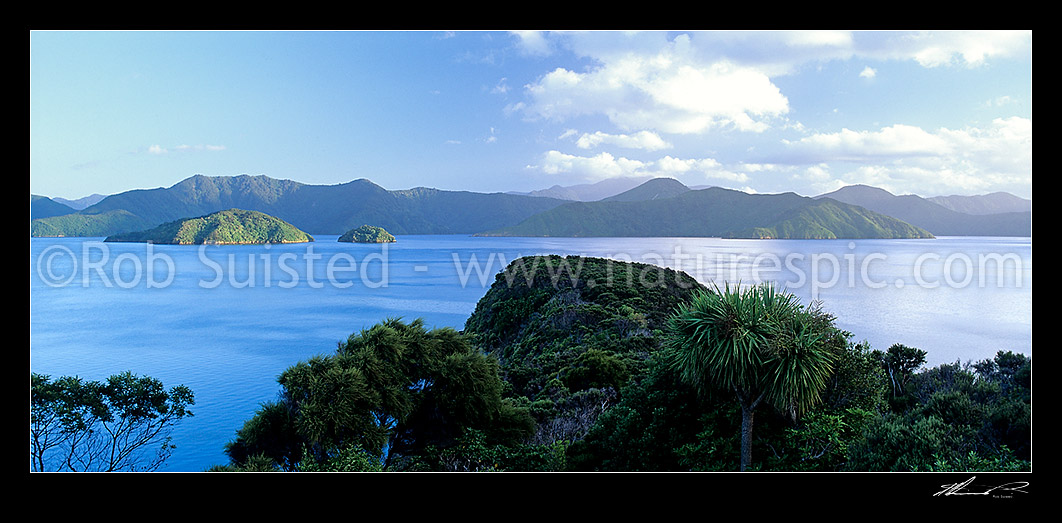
[{"left": 29, "top": 235, "right": 1032, "bottom": 471}]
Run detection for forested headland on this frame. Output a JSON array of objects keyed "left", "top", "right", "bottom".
[{"left": 204, "top": 256, "right": 1030, "bottom": 472}]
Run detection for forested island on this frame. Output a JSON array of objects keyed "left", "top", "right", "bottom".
[
  {"left": 103, "top": 209, "right": 314, "bottom": 245},
  {"left": 339, "top": 225, "right": 396, "bottom": 243},
  {"left": 196, "top": 256, "right": 1030, "bottom": 472}
]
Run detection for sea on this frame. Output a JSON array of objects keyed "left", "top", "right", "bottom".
[{"left": 29, "top": 234, "right": 1032, "bottom": 471}]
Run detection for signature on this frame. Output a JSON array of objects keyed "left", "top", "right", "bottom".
[{"left": 934, "top": 476, "right": 1030, "bottom": 497}]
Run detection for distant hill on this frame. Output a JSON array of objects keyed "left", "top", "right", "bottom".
[
  {"left": 31, "top": 209, "right": 152, "bottom": 238},
  {"left": 601, "top": 178, "right": 691, "bottom": 202},
  {"left": 508, "top": 176, "right": 656, "bottom": 201},
  {"left": 30, "top": 195, "right": 77, "bottom": 220},
  {"left": 480, "top": 187, "right": 934, "bottom": 239},
  {"left": 927, "top": 192, "right": 1031, "bottom": 215},
  {"left": 816, "top": 185, "right": 1032, "bottom": 236},
  {"left": 53, "top": 194, "right": 108, "bottom": 210},
  {"left": 31, "top": 174, "right": 570, "bottom": 238},
  {"left": 104, "top": 208, "right": 314, "bottom": 244}
]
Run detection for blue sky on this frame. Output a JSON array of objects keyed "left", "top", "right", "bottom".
[{"left": 30, "top": 30, "right": 1032, "bottom": 201}]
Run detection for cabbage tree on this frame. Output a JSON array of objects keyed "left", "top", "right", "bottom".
[{"left": 665, "top": 282, "right": 836, "bottom": 471}]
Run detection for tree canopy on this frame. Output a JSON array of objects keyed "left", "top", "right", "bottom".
[
  {"left": 30, "top": 372, "right": 194, "bottom": 472},
  {"left": 220, "top": 318, "right": 535, "bottom": 471}
]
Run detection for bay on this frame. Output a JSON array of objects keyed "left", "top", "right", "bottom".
[{"left": 29, "top": 234, "right": 1032, "bottom": 472}]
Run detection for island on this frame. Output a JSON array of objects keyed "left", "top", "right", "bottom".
[
  {"left": 103, "top": 208, "right": 314, "bottom": 244},
  {"left": 338, "top": 225, "right": 396, "bottom": 243}
]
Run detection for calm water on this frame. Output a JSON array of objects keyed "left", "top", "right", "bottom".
[{"left": 29, "top": 235, "right": 1032, "bottom": 471}]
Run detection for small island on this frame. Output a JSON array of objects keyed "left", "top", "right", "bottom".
[
  {"left": 338, "top": 225, "right": 396, "bottom": 243},
  {"left": 104, "top": 209, "right": 314, "bottom": 244}
]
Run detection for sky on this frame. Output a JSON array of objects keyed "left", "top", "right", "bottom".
[{"left": 29, "top": 30, "right": 1033, "bottom": 201}]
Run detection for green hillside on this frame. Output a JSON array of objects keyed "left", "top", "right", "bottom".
[
  {"left": 104, "top": 209, "right": 314, "bottom": 244},
  {"left": 30, "top": 209, "right": 153, "bottom": 237},
  {"left": 725, "top": 199, "right": 935, "bottom": 239},
  {"left": 817, "top": 185, "right": 1031, "bottom": 236},
  {"left": 481, "top": 187, "right": 933, "bottom": 239}
]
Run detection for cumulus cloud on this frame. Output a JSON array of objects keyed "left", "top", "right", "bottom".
[
  {"left": 782, "top": 124, "right": 953, "bottom": 161},
  {"left": 573, "top": 130, "right": 673, "bottom": 151},
  {"left": 511, "top": 31, "right": 553, "bottom": 56},
  {"left": 779, "top": 117, "right": 1031, "bottom": 195},
  {"left": 856, "top": 30, "right": 1031, "bottom": 68},
  {"left": 529, "top": 150, "right": 743, "bottom": 183},
  {"left": 521, "top": 33, "right": 790, "bottom": 134},
  {"left": 517, "top": 30, "right": 1029, "bottom": 137}
]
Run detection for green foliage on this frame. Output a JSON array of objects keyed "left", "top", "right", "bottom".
[
  {"left": 664, "top": 282, "right": 845, "bottom": 471},
  {"left": 221, "top": 318, "right": 535, "bottom": 471},
  {"left": 30, "top": 371, "right": 195, "bottom": 472},
  {"left": 568, "top": 354, "right": 727, "bottom": 471},
  {"left": 207, "top": 454, "right": 282, "bottom": 472},
  {"left": 466, "top": 256, "right": 703, "bottom": 394},
  {"left": 411, "top": 428, "right": 569, "bottom": 472},
  {"left": 571, "top": 333, "right": 889, "bottom": 472},
  {"left": 846, "top": 350, "right": 1031, "bottom": 471},
  {"left": 105, "top": 208, "right": 314, "bottom": 244},
  {"left": 338, "top": 224, "right": 396, "bottom": 243},
  {"left": 296, "top": 443, "right": 385, "bottom": 472},
  {"left": 873, "top": 343, "right": 928, "bottom": 409}
]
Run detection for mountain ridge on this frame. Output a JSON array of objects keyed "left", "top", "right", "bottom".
[
  {"left": 479, "top": 185, "right": 934, "bottom": 239},
  {"left": 31, "top": 175, "right": 1030, "bottom": 239},
  {"left": 815, "top": 184, "right": 1032, "bottom": 236},
  {"left": 31, "top": 174, "right": 571, "bottom": 238}
]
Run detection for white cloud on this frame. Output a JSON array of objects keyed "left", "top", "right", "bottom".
[
  {"left": 982, "top": 95, "right": 1016, "bottom": 108},
  {"left": 558, "top": 129, "right": 579, "bottom": 140},
  {"left": 573, "top": 130, "right": 673, "bottom": 151},
  {"left": 783, "top": 124, "right": 952, "bottom": 160},
  {"left": 511, "top": 31, "right": 552, "bottom": 56},
  {"left": 491, "top": 78, "right": 510, "bottom": 95},
  {"left": 148, "top": 144, "right": 225, "bottom": 155},
  {"left": 780, "top": 117, "right": 1031, "bottom": 195},
  {"left": 517, "top": 30, "right": 1029, "bottom": 136},
  {"left": 859, "top": 30, "right": 1031, "bottom": 68},
  {"left": 529, "top": 150, "right": 741, "bottom": 183},
  {"left": 533, "top": 150, "right": 646, "bottom": 180},
  {"left": 521, "top": 34, "right": 790, "bottom": 134}
]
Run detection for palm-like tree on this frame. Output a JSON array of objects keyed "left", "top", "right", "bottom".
[{"left": 666, "top": 282, "right": 836, "bottom": 471}]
